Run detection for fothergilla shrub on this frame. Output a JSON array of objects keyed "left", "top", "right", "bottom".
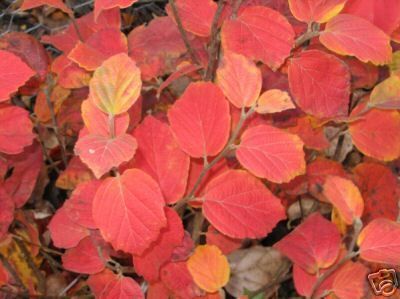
[{"left": 0, "top": 0, "right": 399, "bottom": 298}]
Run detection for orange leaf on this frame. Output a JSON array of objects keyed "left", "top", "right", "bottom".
[
  {"left": 93, "top": 169, "right": 166, "bottom": 254},
  {"left": 89, "top": 53, "right": 142, "bottom": 115},
  {"left": 289, "top": 0, "right": 346, "bottom": 23},
  {"left": 221, "top": 6, "right": 295, "bottom": 70},
  {"left": 216, "top": 52, "right": 261, "bottom": 108},
  {"left": 74, "top": 133, "right": 137, "bottom": 178},
  {"left": 323, "top": 176, "right": 364, "bottom": 225},
  {"left": 358, "top": 218, "right": 400, "bottom": 265},
  {"left": 256, "top": 89, "right": 295, "bottom": 114},
  {"left": 187, "top": 245, "right": 230, "bottom": 293},
  {"left": 319, "top": 14, "right": 392, "bottom": 65},
  {"left": 237, "top": 125, "right": 305, "bottom": 183},
  {"left": 349, "top": 109, "right": 400, "bottom": 161}
]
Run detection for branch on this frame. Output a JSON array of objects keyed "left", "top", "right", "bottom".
[
  {"left": 168, "top": 0, "right": 201, "bottom": 66},
  {"left": 204, "top": 0, "right": 226, "bottom": 81},
  {"left": 174, "top": 106, "right": 255, "bottom": 211},
  {"left": 43, "top": 75, "right": 68, "bottom": 168}
]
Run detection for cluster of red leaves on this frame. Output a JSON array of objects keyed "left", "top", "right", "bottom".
[{"left": 0, "top": 0, "right": 400, "bottom": 298}]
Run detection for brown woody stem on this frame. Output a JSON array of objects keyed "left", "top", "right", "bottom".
[
  {"left": 204, "top": 0, "right": 226, "bottom": 81},
  {"left": 168, "top": 0, "right": 201, "bottom": 66}
]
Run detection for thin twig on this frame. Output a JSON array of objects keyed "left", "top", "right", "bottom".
[
  {"left": 204, "top": 0, "right": 226, "bottom": 81},
  {"left": 43, "top": 75, "right": 68, "bottom": 168},
  {"left": 59, "top": 274, "right": 82, "bottom": 296},
  {"left": 231, "top": 0, "right": 243, "bottom": 19},
  {"left": 168, "top": 0, "right": 201, "bottom": 66},
  {"left": 65, "top": 0, "right": 83, "bottom": 41},
  {"left": 174, "top": 106, "right": 255, "bottom": 211}
]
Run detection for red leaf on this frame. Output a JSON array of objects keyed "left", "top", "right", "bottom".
[
  {"left": 168, "top": 82, "right": 231, "bottom": 158},
  {"left": 216, "top": 52, "right": 261, "bottom": 109},
  {"left": 160, "top": 262, "right": 200, "bottom": 298},
  {"left": 68, "top": 28, "right": 128, "bottom": 71},
  {"left": 0, "top": 105, "right": 35, "bottom": 155},
  {"left": 87, "top": 269, "right": 115, "bottom": 297},
  {"left": 287, "top": 116, "right": 329, "bottom": 150},
  {"left": 331, "top": 261, "right": 369, "bottom": 299},
  {"left": 203, "top": 170, "right": 286, "bottom": 239},
  {"left": 93, "top": 169, "right": 166, "bottom": 254},
  {"left": 128, "top": 16, "right": 186, "bottom": 80},
  {"left": 41, "top": 9, "right": 121, "bottom": 54},
  {"left": 288, "top": 49, "right": 350, "bottom": 118},
  {"left": 94, "top": 0, "right": 138, "bottom": 20},
  {"left": 20, "top": 0, "right": 72, "bottom": 15},
  {"left": 0, "top": 32, "right": 50, "bottom": 86},
  {"left": 343, "top": 0, "right": 400, "bottom": 35},
  {"left": 62, "top": 235, "right": 109, "bottom": 274},
  {"left": 3, "top": 143, "right": 42, "bottom": 208},
  {"left": 221, "top": 6, "right": 295, "bottom": 70},
  {"left": 349, "top": 109, "right": 400, "bottom": 161},
  {"left": 81, "top": 99, "right": 130, "bottom": 137},
  {"left": 0, "top": 187, "right": 14, "bottom": 239},
  {"left": 358, "top": 218, "right": 400, "bottom": 265},
  {"left": 206, "top": 225, "right": 242, "bottom": 255},
  {"left": 353, "top": 162, "right": 398, "bottom": 224},
  {"left": 0, "top": 262, "right": 9, "bottom": 286},
  {"left": 289, "top": 0, "right": 346, "bottom": 23},
  {"left": 74, "top": 133, "right": 138, "bottom": 179},
  {"left": 274, "top": 213, "right": 341, "bottom": 273},
  {"left": 307, "top": 158, "right": 347, "bottom": 201},
  {"left": 171, "top": 231, "right": 195, "bottom": 262},
  {"left": 167, "top": 0, "right": 217, "bottom": 37},
  {"left": 48, "top": 206, "right": 89, "bottom": 249},
  {"left": 133, "top": 116, "right": 190, "bottom": 204},
  {"left": 255, "top": 89, "right": 295, "bottom": 114},
  {"left": 101, "top": 274, "right": 143, "bottom": 299},
  {"left": 63, "top": 180, "right": 101, "bottom": 229},
  {"left": 293, "top": 263, "right": 335, "bottom": 297},
  {"left": 236, "top": 124, "right": 306, "bottom": 183},
  {"left": 323, "top": 176, "right": 364, "bottom": 225},
  {"left": 0, "top": 50, "right": 35, "bottom": 102},
  {"left": 319, "top": 14, "right": 392, "bottom": 65},
  {"left": 133, "top": 208, "right": 184, "bottom": 282}
]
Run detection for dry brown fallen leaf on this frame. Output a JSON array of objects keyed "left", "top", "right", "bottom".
[{"left": 226, "top": 246, "right": 291, "bottom": 297}]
